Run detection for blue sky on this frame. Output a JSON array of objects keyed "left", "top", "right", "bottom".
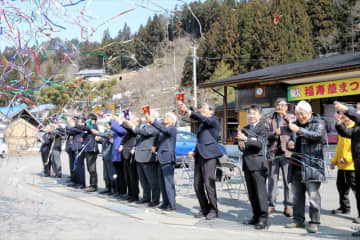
[
  {"left": 60, "top": 0, "right": 186, "bottom": 42},
  {"left": 0, "top": 0, "right": 189, "bottom": 49}
]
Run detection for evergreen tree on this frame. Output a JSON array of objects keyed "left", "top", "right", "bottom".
[{"left": 306, "top": 0, "right": 338, "bottom": 55}]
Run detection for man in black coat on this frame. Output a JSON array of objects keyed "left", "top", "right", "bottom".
[
  {"left": 64, "top": 119, "right": 75, "bottom": 183},
  {"left": 39, "top": 125, "right": 52, "bottom": 177},
  {"left": 66, "top": 117, "right": 87, "bottom": 189},
  {"left": 120, "top": 116, "right": 140, "bottom": 202},
  {"left": 76, "top": 113, "right": 100, "bottom": 192},
  {"left": 286, "top": 100, "right": 326, "bottom": 234},
  {"left": 147, "top": 112, "right": 177, "bottom": 211},
  {"left": 128, "top": 113, "right": 160, "bottom": 207},
  {"left": 238, "top": 105, "right": 269, "bottom": 230},
  {"left": 179, "top": 102, "right": 223, "bottom": 220},
  {"left": 334, "top": 102, "right": 360, "bottom": 237}
]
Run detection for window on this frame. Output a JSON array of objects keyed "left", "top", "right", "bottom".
[{"left": 177, "top": 132, "right": 196, "bottom": 142}]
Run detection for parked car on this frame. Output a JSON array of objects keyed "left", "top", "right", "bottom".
[
  {"left": 175, "top": 131, "right": 226, "bottom": 167},
  {"left": 0, "top": 138, "right": 8, "bottom": 158}
]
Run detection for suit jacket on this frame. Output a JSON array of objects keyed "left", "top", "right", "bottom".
[
  {"left": 120, "top": 121, "right": 137, "bottom": 160},
  {"left": 97, "top": 130, "right": 113, "bottom": 162},
  {"left": 190, "top": 111, "right": 223, "bottom": 160},
  {"left": 66, "top": 125, "right": 84, "bottom": 151},
  {"left": 151, "top": 120, "right": 177, "bottom": 165},
  {"left": 240, "top": 122, "right": 269, "bottom": 172},
  {"left": 40, "top": 132, "right": 52, "bottom": 153},
  {"left": 76, "top": 124, "right": 99, "bottom": 153},
  {"left": 49, "top": 128, "right": 65, "bottom": 152},
  {"left": 110, "top": 120, "right": 127, "bottom": 162},
  {"left": 134, "top": 124, "right": 159, "bottom": 163}
]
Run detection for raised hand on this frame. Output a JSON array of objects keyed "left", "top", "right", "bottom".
[{"left": 334, "top": 101, "right": 348, "bottom": 113}]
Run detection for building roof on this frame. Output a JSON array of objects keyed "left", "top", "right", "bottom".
[
  {"left": 30, "top": 104, "right": 56, "bottom": 113},
  {"left": 0, "top": 103, "right": 28, "bottom": 119},
  {"left": 10, "top": 108, "right": 40, "bottom": 127},
  {"left": 199, "top": 52, "right": 360, "bottom": 88},
  {"left": 75, "top": 69, "right": 105, "bottom": 76}
]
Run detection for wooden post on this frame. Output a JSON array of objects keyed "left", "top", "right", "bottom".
[
  {"left": 311, "top": 99, "right": 321, "bottom": 114},
  {"left": 223, "top": 86, "right": 228, "bottom": 144}
]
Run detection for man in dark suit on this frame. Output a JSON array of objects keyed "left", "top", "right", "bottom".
[
  {"left": 179, "top": 102, "right": 223, "bottom": 220},
  {"left": 66, "top": 117, "right": 87, "bottom": 189},
  {"left": 128, "top": 112, "right": 160, "bottom": 207},
  {"left": 64, "top": 119, "right": 76, "bottom": 184},
  {"left": 76, "top": 113, "right": 100, "bottom": 192},
  {"left": 120, "top": 116, "right": 140, "bottom": 202},
  {"left": 39, "top": 125, "right": 52, "bottom": 177},
  {"left": 238, "top": 104, "right": 269, "bottom": 230},
  {"left": 147, "top": 112, "right": 177, "bottom": 211}
]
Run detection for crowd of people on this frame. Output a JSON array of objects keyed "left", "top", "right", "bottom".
[{"left": 38, "top": 99, "right": 360, "bottom": 236}]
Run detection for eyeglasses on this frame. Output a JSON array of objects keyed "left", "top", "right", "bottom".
[{"left": 276, "top": 103, "right": 288, "bottom": 107}]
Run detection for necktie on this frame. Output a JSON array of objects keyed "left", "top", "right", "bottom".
[{"left": 249, "top": 124, "right": 255, "bottom": 130}]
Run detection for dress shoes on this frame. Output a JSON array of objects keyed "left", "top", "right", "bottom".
[
  {"left": 84, "top": 186, "right": 97, "bottom": 192},
  {"left": 99, "top": 189, "right": 111, "bottom": 194},
  {"left": 105, "top": 191, "right": 115, "bottom": 196},
  {"left": 148, "top": 202, "right": 160, "bottom": 207},
  {"left": 285, "top": 222, "right": 305, "bottom": 228},
  {"left": 67, "top": 182, "right": 78, "bottom": 187},
  {"left": 112, "top": 193, "right": 121, "bottom": 198},
  {"left": 75, "top": 185, "right": 86, "bottom": 189},
  {"left": 158, "top": 204, "right": 169, "bottom": 210},
  {"left": 194, "top": 210, "right": 207, "bottom": 218},
  {"left": 136, "top": 199, "right": 150, "bottom": 204},
  {"left": 128, "top": 197, "right": 139, "bottom": 203},
  {"left": 163, "top": 207, "right": 176, "bottom": 212},
  {"left": 205, "top": 211, "right": 218, "bottom": 220},
  {"left": 306, "top": 223, "right": 318, "bottom": 233},
  {"left": 255, "top": 222, "right": 269, "bottom": 230},
  {"left": 119, "top": 194, "right": 130, "bottom": 200},
  {"left": 353, "top": 217, "right": 360, "bottom": 224},
  {"left": 332, "top": 208, "right": 350, "bottom": 215},
  {"left": 242, "top": 218, "right": 258, "bottom": 225}
]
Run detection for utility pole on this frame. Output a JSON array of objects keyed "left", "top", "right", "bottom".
[
  {"left": 173, "top": 50, "right": 176, "bottom": 87},
  {"left": 193, "top": 46, "right": 197, "bottom": 109}
]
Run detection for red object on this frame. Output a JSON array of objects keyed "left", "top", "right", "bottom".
[
  {"left": 142, "top": 106, "right": 150, "bottom": 115},
  {"left": 273, "top": 13, "right": 282, "bottom": 25},
  {"left": 176, "top": 93, "right": 184, "bottom": 103},
  {"left": 19, "top": 95, "right": 37, "bottom": 106},
  {"left": 176, "top": 93, "right": 185, "bottom": 114},
  {"left": 327, "top": 133, "right": 338, "bottom": 144},
  {"left": 28, "top": 47, "right": 41, "bottom": 74}
]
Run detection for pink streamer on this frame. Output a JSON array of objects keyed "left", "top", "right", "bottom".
[
  {"left": 28, "top": 47, "right": 41, "bottom": 74},
  {"left": 17, "top": 28, "right": 22, "bottom": 53}
]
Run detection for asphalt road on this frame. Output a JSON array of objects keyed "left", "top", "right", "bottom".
[{"left": 0, "top": 152, "right": 358, "bottom": 240}]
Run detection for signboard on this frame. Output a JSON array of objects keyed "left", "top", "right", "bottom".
[{"left": 288, "top": 77, "right": 360, "bottom": 101}]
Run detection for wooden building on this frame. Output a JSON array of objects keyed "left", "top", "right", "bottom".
[
  {"left": 200, "top": 52, "right": 360, "bottom": 143},
  {"left": 4, "top": 108, "right": 40, "bottom": 154}
]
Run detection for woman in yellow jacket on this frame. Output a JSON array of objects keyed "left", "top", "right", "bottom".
[{"left": 331, "top": 112, "right": 356, "bottom": 214}]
